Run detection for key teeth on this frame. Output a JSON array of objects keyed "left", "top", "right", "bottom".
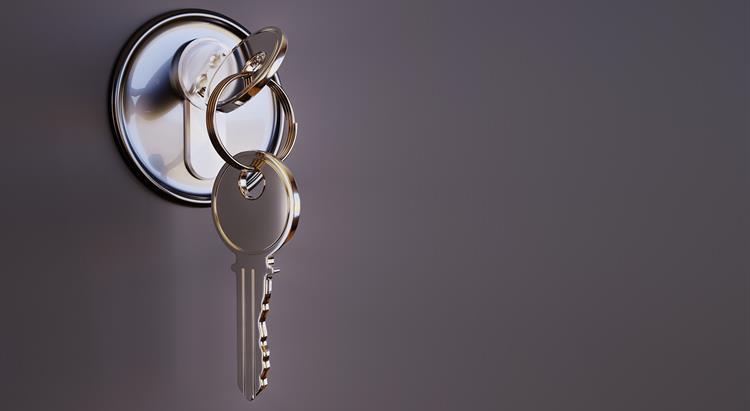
[{"left": 256, "top": 270, "right": 273, "bottom": 398}]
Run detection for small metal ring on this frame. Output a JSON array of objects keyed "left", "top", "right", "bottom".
[
  {"left": 238, "top": 168, "right": 266, "bottom": 200},
  {"left": 207, "top": 71, "right": 297, "bottom": 170}
]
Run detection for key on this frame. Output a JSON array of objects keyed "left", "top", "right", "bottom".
[{"left": 211, "top": 150, "right": 300, "bottom": 401}]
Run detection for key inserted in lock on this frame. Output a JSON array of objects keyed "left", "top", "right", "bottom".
[{"left": 111, "top": 10, "right": 286, "bottom": 205}]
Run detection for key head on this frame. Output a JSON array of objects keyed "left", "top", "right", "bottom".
[{"left": 212, "top": 151, "right": 300, "bottom": 257}]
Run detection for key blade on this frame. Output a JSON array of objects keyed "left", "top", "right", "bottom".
[{"left": 233, "top": 254, "right": 274, "bottom": 401}]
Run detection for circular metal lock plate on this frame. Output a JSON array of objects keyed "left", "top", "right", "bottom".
[{"left": 110, "top": 9, "right": 283, "bottom": 205}]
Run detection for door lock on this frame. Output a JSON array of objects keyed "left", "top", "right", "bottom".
[{"left": 110, "top": 9, "right": 295, "bottom": 205}]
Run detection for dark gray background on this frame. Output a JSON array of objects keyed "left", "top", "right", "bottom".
[{"left": 0, "top": 1, "right": 747, "bottom": 410}]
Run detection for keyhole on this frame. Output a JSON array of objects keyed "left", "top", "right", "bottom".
[{"left": 238, "top": 169, "right": 265, "bottom": 200}]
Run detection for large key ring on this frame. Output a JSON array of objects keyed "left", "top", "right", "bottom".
[{"left": 207, "top": 71, "right": 297, "bottom": 171}]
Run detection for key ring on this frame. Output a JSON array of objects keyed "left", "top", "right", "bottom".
[{"left": 207, "top": 71, "right": 297, "bottom": 171}]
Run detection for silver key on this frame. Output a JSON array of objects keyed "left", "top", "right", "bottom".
[{"left": 212, "top": 151, "right": 300, "bottom": 401}]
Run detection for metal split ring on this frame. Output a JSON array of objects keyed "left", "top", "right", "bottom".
[{"left": 206, "top": 71, "right": 297, "bottom": 171}]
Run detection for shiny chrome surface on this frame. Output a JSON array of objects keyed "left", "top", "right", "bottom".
[
  {"left": 173, "top": 38, "right": 231, "bottom": 180},
  {"left": 212, "top": 151, "right": 300, "bottom": 401},
  {"left": 172, "top": 37, "right": 229, "bottom": 108},
  {"left": 110, "top": 10, "right": 282, "bottom": 205}
]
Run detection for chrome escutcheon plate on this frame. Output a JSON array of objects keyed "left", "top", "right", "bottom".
[{"left": 110, "top": 9, "right": 284, "bottom": 205}]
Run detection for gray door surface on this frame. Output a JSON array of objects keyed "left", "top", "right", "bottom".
[{"left": 1, "top": 1, "right": 747, "bottom": 410}]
